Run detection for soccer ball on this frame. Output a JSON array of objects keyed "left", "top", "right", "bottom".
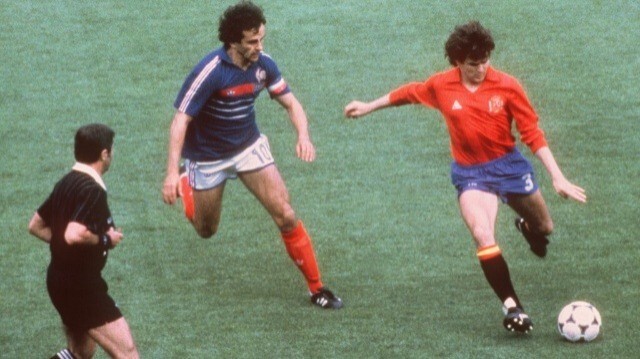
[{"left": 557, "top": 301, "right": 602, "bottom": 342}]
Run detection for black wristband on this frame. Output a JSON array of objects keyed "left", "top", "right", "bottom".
[{"left": 100, "top": 234, "right": 112, "bottom": 249}]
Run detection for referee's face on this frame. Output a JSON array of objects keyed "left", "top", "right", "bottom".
[{"left": 102, "top": 149, "right": 113, "bottom": 174}]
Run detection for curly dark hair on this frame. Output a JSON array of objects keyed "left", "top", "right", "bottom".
[
  {"left": 218, "top": 1, "right": 266, "bottom": 48},
  {"left": 445, "top": 21, "right": 495, "bottom": 65}
]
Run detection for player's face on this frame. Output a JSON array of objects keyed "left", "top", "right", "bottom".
[
  {"left": 231, "top": 24, "right": 265, "bottom": 67},
  {"left": 457, "top": 57, "right": 490, "bottom": 86}
]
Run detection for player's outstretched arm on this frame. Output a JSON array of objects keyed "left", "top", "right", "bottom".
[
  {"left": 344, "top": 94, "right": 392, "bottom": 119},
  {"left": 535, "top": 146, "right": 587, "bottom": 203}
]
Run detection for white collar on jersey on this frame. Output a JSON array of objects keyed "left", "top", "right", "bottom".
[{"left": 72, "top": 162, "right": 107, "bottom": 191}]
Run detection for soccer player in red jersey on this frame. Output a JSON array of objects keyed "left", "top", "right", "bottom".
[{"left": 344, "top": 21, "right": 586, "bottom": 333}]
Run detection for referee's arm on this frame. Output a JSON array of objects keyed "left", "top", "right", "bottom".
[
  {"left": 65, "top": 222, "right": 122, "bottom": 248},
  {"left": 28, "top": 212, "right": 51, "bottom": 243}
]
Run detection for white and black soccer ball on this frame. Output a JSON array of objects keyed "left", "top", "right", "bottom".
[{"left": 557, "top": 301, "right": 602, "bottom": 342}]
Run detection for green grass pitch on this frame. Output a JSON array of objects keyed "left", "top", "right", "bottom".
[{"left": 2, "top": 0, "right": 639, "bottom": 357}]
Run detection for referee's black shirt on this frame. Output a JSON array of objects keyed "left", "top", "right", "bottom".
[{"left": 37, "top": 170, "right": 114, "bottom": 275}]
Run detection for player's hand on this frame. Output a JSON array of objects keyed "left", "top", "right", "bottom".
[
  {"left": 344, "top": 101, "right": 369, "bottom": 119},
  {"left": 107, "top": 227, "right": 124, "bottom": 248},
  {"left": 162, "top": 173, "right": 181, "bottom": 205},
  {"left": 553, "top": 178, "right": 587, "bottom": 203},
  {"left": 296, "top": 137, "right": 316, "bottom": 162}
]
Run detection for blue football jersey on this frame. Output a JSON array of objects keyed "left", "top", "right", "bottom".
[{"left": 174, "top": 47, "right": 290, "bottom": 161}]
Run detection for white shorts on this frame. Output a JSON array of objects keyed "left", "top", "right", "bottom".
[{"left": 185, "top": 134, "right": 274, "bottom": 190}]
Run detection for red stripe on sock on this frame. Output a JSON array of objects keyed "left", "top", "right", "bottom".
[{"left": 477, "top": 245, "right": 502, "bottom": 260}]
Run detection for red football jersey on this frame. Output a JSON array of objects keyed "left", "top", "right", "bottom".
[{"left": 389, "top": 66, "right": 547, "bottom": 165}]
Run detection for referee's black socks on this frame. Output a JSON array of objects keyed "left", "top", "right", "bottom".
[{"left": 50, "top": 348, "right": 76, "bottom": 359}]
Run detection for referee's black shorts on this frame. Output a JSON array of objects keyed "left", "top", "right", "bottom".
[{"left": 46, "top": 266, "right": 123, "bottom": 331}]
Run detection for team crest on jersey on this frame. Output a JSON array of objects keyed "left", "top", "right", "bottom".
[
  {"left": 488, "top": 95, "right": 504, "bottom": 114},
  {"left": 256, "top": 68, "right": 267, "bottom": 83}
]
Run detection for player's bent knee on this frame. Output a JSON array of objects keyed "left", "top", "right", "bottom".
[
  {"left": 471, "top": 226, "right": 495, "bottom": 247},
  {"left": 275, "top": 208, "right": 297, "bottom": 232},
  {"left": 532, "top": 219, "right": 554, "bottom": 236},
  {"left": 196, "top": 227, "right": 217, "bottom": 239},
  {"left": 541, "top": 222, "right": 553, "bottom": 236},
  {"left": 193, "top": 222, "right": 218, "bottom": 239}
]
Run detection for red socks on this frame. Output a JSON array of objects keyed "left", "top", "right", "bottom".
[
  {"left": 281, "top": 221, "right": 323, "bottom": 293},
  {"left": 179, "top": 173, "right": 195, "bottom": 222}
]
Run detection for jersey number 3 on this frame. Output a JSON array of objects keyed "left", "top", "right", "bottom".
[{"left": 522, "top": 173, "right": 534, "bottom": 192}]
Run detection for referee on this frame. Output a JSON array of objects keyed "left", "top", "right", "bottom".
[{"left": 28, "top": 124, "right": 139, "bottom": 358}]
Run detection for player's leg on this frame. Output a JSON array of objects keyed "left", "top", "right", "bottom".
[
  {"left": 178, "top": 165, "right": 195, "bottom": 222},
  {"left": 239, "top": 164, "right": 296, "bottom": 231},
  {"left": 506, "top": 190, "right": 553, "bottom": 257},
  {"left": 239, "top": 165, "right": 318, "bottom": 285},
  {"left": 507, "top": 189, "right": 553, "bottom": 235},
  {"left": 459, "top": 189, "right": 531, "bottom": 332},
  {"left": 458, "top": 189, "right": 499, "bottom": 248},
  {"left": 59, "top": 326, "right": 96, "bottom": 359},
  {"left": 239, "top": 165, "right": 342, "bottom": 308},
  {"left": 87, "top": 317, "right": 139, "bottom": 359},
  {"left": 180, "top": 158, "right": 229, "bottom": 238},
  {"left": 191, "top": 183, "right": 226, "bottom": 238}
]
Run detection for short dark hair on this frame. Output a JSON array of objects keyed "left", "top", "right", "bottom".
[
  {"left": 218, "top": 1, "right": 266, "bottom": 49},
  {"left": 74, "top": 123, "right": 115, "bottom": 164},
  {"left": 445, "top": 21, "right": 495, "bottom": 65}
]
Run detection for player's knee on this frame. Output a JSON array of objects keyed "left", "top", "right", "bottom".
[
  {"left": 471, "top": 226, "right": 495, "bottom": 247},
  {"left": 531, "top": 219, "right": 553, "bottom": 236},
  {"left": 275, "top": 207, "right": 297, "bottom": 233},
  {"left": 196, "top": 228, "right": 217, "bottom": 239},
  {"left": 194, "top": 222, "right": 218, "bottom": 239},
  {"left": 539, "top": 220, "right": 554, "bottom": 236}
]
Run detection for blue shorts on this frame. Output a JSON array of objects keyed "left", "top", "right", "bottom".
[{"left": 450, "top": 149, "right": 538, "bottom": 203}]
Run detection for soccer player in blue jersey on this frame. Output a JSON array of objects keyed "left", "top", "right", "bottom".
[{"left": 162, "top": 1, "right": 342, "bottom": 309}]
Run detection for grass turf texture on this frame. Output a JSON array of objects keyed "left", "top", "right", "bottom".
[{"left": 2, "top": 0, "right": 639, "bottom": 357}]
